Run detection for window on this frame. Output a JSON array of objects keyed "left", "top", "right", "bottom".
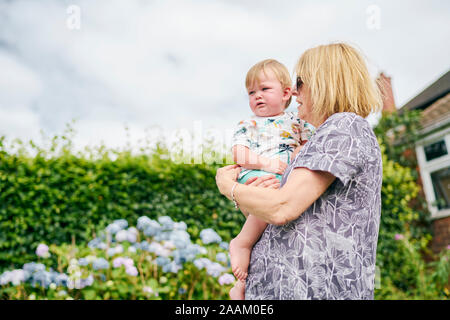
[
  {"left": 416, "top": 130, "right": 450, "bottom": 219},
  {"left": 430, "top": 167, "right": 450, "bottom": 210},
  {"left": 424, "top": 139, "right": 448, "bottom": 161}
]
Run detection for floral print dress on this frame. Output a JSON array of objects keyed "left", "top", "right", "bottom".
[{"left": 245, "top": 112, "right": 382, "bottom": 300}]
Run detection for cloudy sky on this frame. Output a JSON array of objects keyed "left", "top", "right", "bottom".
[{"left": 0, "top": 0, "right": 449, "bottom": 152}]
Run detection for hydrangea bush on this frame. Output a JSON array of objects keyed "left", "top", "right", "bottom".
[{"left": 0, "top": 216, "right": 236, "bottom": 300}]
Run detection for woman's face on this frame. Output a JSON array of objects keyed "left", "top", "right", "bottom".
[{"left": 292, "top": 77, "right": 315, "bottom": 125}]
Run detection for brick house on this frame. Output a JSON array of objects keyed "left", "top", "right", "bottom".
[{"left": 378, "top": 71, "right": 450, "bottom": 253}]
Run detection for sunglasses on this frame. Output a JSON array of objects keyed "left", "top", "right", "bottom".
[
  {"left": 295, "top": 77, "right": 303, "bottom": 90},
  {"left": 295, "top": 76, "right": 304, "bottom": 91}
]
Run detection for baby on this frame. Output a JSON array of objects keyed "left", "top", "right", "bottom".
[{"left": 228, "top": 59, "right": 314, "bottom": 300}]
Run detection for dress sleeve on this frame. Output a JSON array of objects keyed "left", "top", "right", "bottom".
[
  {"left": 292, "top": 113, "right": 368, "bottom": 186},
  {"left": 231, "top": 119, "right": 255, "bottom": 149}
]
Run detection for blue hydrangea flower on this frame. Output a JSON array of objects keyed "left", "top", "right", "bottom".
[
  {"left": 154, "top": 231, "right": 171, "bottom": 242},
  {"left": 88, "top": 238, "right": 101, "bottom": 249},
  {"left": 199, "top": 229, "right": 222, "bottom": 245},
  {"left": 139, "top": 240, "right": 150, "bottom": 251},
  {"left": 193, "top": 258, "right": 213, "bottom": 270},
  {"left": 107, "top": 245, "right": 124, "bottom": 256},
  {"left": 219, "top": 242, "right": 229, "bottom": 250},
  {"left": 97, "top": 242, "right": 107, "bottom": 250},
  {"left": 0, "top": 269, "right": 29, "bottom": 286},
  {"left": 53, "top": 273, "right": 68, "bottom": 287},
  {"left": 188, "top": 244, "right": 207, "bottom": 255},
  {"left": 171, "top": 249, "right": 195, "bottom": 265},
  {"left": 173, "top": 221, "right": 187, "bottom": 231},
  {"left": 215, "top": 252, "right": 228, "bottom": 264},
  {"left": 143, "top": 220, "right": 162, "bottom": 237},
  {"left": 79, "top": 275, "right": 94, "bottom": 288},
  {"left": 137, "top": 216, "right": 152, "bottom": 231},
  {"left": 113, "top": 219, "right": 128, "bottom": 230},
  {"left": 178, "top": 287, "right": 187, "bottom": 295},
  {"left": 174, "top": 246, "right": 199, "bottom": 264},
  {"left": 78, "top": 258, "right": 89, "bottom": 266},
  {"left": 88, "top": 238, "right": 107, "bottom": 250},
  {"left": 23, "top": 262, "right": 46, "bottom": 274},
  {"left": 170, "top": 230, "right": 191, "bottom": 249},
  {"left": 105, "top": 223, "right": 121, "bottom": 235},
  {"left": 146, "top": 241, "right": 171, "bottom": 257},
  {"left": 93, "top": 258, "right": 109, "bottom": 270},
  {"left": 162, "top": 261, "right": 182, "bottom": 273},
  {"left": 158, "top": 216, "right": 174, "bottom": 230},
  {"left": 115, "top": 230, "right": 128, "bottom": 242},
  {"left": 126, "top": 227, "right": 139, "bottom": 243},
  {"left": 155, "top": 256, "right": 171, "bottom": 267},
  {"left": 30, "top": 270, "right": 52, "bottom": 288},
  {"left": 206, "top": 262, "right": 226, "bottom": 278}
]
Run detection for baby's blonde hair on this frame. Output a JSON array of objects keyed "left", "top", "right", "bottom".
[
  {"left": 295, "top": 43, "right": 382, "bottom": 121},
  {"left": 246, "top": 59, "right": 292, "bottom": 108}
]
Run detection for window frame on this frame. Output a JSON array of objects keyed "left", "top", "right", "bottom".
[{"left": 415, "top": 127, "right": 450, "bottom": 219}]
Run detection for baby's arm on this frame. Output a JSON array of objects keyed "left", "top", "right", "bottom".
[{"left": 232, "top": 145, "right": 287, "bottom": 175}]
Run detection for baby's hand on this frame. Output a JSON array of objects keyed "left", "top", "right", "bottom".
[{"left": 263, "top": 158, "right": 288, "bottom": 175}]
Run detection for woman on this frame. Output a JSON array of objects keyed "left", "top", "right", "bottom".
[{"left": 216, "top": 43, "right": 383, "bottom": 300}]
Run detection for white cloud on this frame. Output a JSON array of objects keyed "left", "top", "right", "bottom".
[
  {"left": 0, "top": 50, "right": 43, "bottom": 140},
  {"left": 0, "top": 50, "right": 42, "bottom": 109},
  {"left": 0, "top": 0, "right": 449, "bottom": 150}
]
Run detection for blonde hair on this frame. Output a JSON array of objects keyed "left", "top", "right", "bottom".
[
  {"left": 294, "top": 43, "right": 382, "bottom": 121},
  {"left": 246, "top": 59, "right": 292, "bottom": 108}
]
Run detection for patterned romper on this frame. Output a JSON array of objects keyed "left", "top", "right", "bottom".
[{"left": 231, "top": 112, "right": 314, "bottom": 183}]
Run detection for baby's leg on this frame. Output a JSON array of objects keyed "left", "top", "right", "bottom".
[
  {"left": 229, "top": 280, "right": 245, "bottom": 300},
  {"left": 229, "top": 215, "right": 267, "bottom": 281}
]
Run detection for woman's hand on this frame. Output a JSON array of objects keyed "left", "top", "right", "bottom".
[
  {"left": 215, "top": 164, "right": 241, "bottom": 198},
  {"left": 244, "top": 175, "right": 280, "bottom": 189}
]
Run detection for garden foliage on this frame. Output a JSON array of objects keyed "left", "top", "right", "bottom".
[
  {"left": 0, "top": 131, "right": 242, "bottom": 273},
  {"left": 374, "top": 110, "right": 449, "bottom": 299},
  {"left": 0, "top": 114, "right": 449, "bottom": 299},
  {"left": 0, "top": 216, "right": 235, "bottom": 299}
]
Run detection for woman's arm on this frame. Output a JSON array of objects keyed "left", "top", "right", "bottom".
[{"left": 216, "top": 165, "right": 335, "bottom": 226}]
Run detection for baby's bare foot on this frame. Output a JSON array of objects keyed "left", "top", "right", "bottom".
[
  {"left": 229, "top": 238, "right": 251, "bottom": 281},
  {"left": 229, "top": 280, "right": 245, "bottom": 300}
]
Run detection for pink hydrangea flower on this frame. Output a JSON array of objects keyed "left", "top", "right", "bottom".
[
  {"left": 394, "top": 234, "right": 404, "bottom": 241},
  {"left": 113, "top": 257, "right": 125, "bottom": 268},
  {"left": 36, "top": 244, "right": 50, "bottom": 257},
  {"left": 122, "top": 258, "right": 134, "bottom": 268},
  {"left": 218, "top": 273, "right": 235, "bottom": 285},
  {"left": 143, "top": 286, "right": 153, "bottom": 294},
  {"left": 125, "top": 266, "right": 138, "bottom": 277}
]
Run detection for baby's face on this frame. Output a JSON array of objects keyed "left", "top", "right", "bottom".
[{"left": 247, "top": 69, "right": 290, "bottom": 117}]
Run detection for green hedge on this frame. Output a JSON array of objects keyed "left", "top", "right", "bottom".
[
  {"left": 1, "top": 116, "right": 449, "bottom": 298},
  {"left": 0, "top": 135, "right": 243, "bottom": 272}
]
